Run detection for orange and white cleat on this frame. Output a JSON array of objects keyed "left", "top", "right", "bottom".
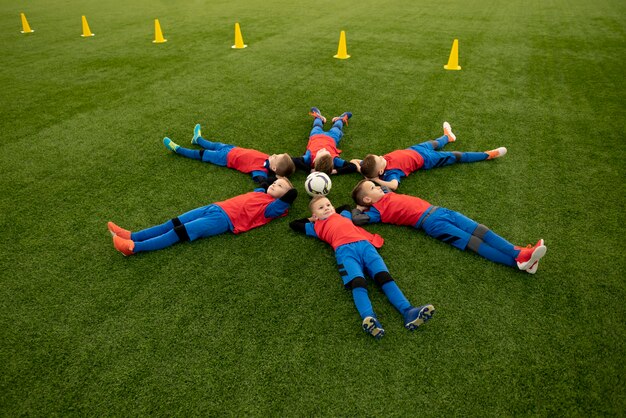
[
  {"left": 515, "top": 239, "right": 546, "bottom": 271},
  {"left": 113, "top": 234, "right": 135, "bottom": 256},
  {"left": 443, "top": 121, "right": 456, "bottom": 142},
  {"left": 486, "top": 147, "right": 507, "bottom": 160},
  {"left": 107, "top": 221, "right": 131, "bottom": 239}
]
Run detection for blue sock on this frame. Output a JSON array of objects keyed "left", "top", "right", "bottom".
[
  {"left": 435, "top": 135, "right": 449, "bottom": 149},
  {"left": 175, "top": 147, "right": 203, "bottom": 161},
  {"left": 381, "top": 281, "right": 411, "bottom": 314},
  {"left": 352, "top": 287, "right": 375, "bottom": 319},
  {"left": 482, "top": 230, "right": 518, "bottom": 257},
  {"left": 477, "top": 243, "right": 516, "bottom": 266},
  {"left": 313, "top": 118, "right": 324, "bottom": 129},
  {"left": 460, "top": 152, "right": 489, "bottom": 163},
  {"left": 132, "top": 220, "right": 175, "bottom": 242},
  {"left": 133, "top": 230, "right": 180, "bottom": 253}
]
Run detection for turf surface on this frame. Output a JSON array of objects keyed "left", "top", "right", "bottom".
[{"left": 1, "top": 0, "right": 625, "bottom": 415}]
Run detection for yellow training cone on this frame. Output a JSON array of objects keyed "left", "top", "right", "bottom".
[
  {"left": 444, "top": 39, "right": 461, "bottom": 70},
  {"left": 81, "top": 15, "right": 94, "bottom": 37},
  {"left": 20, "top": 13, "right": 34, "bottom": 33},
  {"left": 232, "top": 22, "right": 247, "bottom": 49},
  {"left": 153, "top": 19, "right": 167, "bottom": 43},
  {"left": 334, "top": 30, "right": 350, "bottom": 59}
]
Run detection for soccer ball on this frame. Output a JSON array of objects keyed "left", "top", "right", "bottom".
[{"left": 305, "top": 172, "right": 332, "bottom": 196}]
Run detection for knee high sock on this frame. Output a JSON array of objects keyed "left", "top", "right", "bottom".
[
  {"left": 434, "top": 135, "right": 449, "bottom": 149},
  {"left": 381, "top": 281, "right": 411, "bottom": 314},
  {"left": 196, "top": 137, "right": 223, "bottom": 150},
  {"left": 352, "top": 287, "right": 375, "bottom": 319},
  {"left": 482, "top": 230, "right": 519, "bottom": 257},
  {"left": 460, "top": 152, "right": 489, "bottom": 163},
  {"left": 131, "top": 220, "right": 175, "bottom": 242},
  {"left": 133, "top": 230, "right": 180, "bottom": 253},
  {"left": 476, "top": 242, "right": 516, "bottom": 266},
  {"left": 175, "top": 146, "right": 203, "bottom": 161}
]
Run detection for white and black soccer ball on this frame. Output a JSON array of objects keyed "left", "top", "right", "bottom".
[{"left": 305, "top": 172, "right": 332, "bottom": 196}]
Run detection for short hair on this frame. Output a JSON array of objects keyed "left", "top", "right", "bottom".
[
  {"left": 313, "top": 154, "right": 333, "bottom": 175},
  {"left": 308, "top": 195, "right": 329, "bottom": 212},
  {"left": 276, "top": 177, "right": 293, "bottom": 189},
  {"left": 351, "top": 179, "right": 371, "bottom": 207},
  {"left": 274, "top": 154, "right": 296, "bottom": 177},
  {"left": 360, "top": 155, "right": 379, "bottom": 178}
]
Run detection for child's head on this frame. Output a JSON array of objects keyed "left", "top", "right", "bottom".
[
  {"left": 313, "top": 148, "right": 333, "bottom": 175},
  {"left": 308, "top": 195, "right": 335, "bottom": 220},
  {"left": 268, "top": 153, "right": 296, "bottom": 177},
  {"left": 267, "top": 177, "right": 293, "bottom": 198},
  {"left": 351, "top": 180, "right": 385, "bottom": 206},
  {"left": 360, "top": 154, "right": 386, "bottom": 178}
]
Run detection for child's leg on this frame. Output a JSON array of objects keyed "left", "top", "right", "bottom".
[
  {"left": 133, "top": 206, "right": 230, "bottom": 253},
  {"left": 411, "top": 144, "right": 489, "bottom": 170},
  {"left": 417, "top": 135, "right": 450, "bottom": 150},
  {"left": 178, "top": 146, "right": 233, "bottom": 166},
  {"left": 337, "top": 244, "right": 377, "bottom": 320},
  {"left": 196, "top": 137, "right": 232, "bottom": 151},
  {"left": 309, "top": 118, "right": 325, "bottom": 137},
  {"left": 131, "top": 206, "right": 209, "bottom": 242},
  {"left": 326, "top": 120, "right": 345, "bottom": 145},
  {"left": 348, "top": 278, "right": 376, "bottom": 319}
]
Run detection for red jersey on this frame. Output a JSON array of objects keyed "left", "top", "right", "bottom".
[
  {"left": 226, "top": 147, "right": 269, "bottom": 174},
  {"left": 383, "top": 149, "right": 424, "bottom": 176},
  {"left": 215, "top": 192, "right": 284, "bottom": 234},
  {"left": 313, "top": 213, "right": 384, "bottom": 250},
  {"left": 372, "top": 193, "right": 432, "bottom": 226},
  {"left": 307, "top": 134, "right": 342, "bottom": 167}
]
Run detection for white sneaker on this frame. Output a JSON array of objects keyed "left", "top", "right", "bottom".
[
  {"left": 443, "top": 121, "right": 456, "bottom": 142},
  {"left": 486, "top": 147, "right": 507, "bottom": 160}
]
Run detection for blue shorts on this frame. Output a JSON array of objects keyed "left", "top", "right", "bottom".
[
  {"left": 177, "top": 204, "right": 233, "bottom": 241},
  {"left": 409, "top": 143, "right": 457, "bottom": 171},
  {"left": 420, "top": 208, "right": 478, "bottom": 250},
  {"left": 335, "top": 241, "right": 388, "bottom": 286},
  {"left": 309, "top": 128, "right": 343, "bottom": 145},
  {"left": 200, "top": 144, "right": 235, "bottom": 166}
]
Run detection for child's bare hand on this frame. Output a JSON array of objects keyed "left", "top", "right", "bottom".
[{"left": 356, "top": 205, "right": 368, "bottom": 211}]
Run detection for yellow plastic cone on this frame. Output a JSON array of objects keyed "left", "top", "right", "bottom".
[
  {"left": 232, "top": 23, "right": 247, "bottom": 49},
  {"left": 20, "top": 13, "right": 34, "bottom": 33},
  {"left": 81, "top": 15, "right": 94, "bottom": 37},
  {"left": 153, "top": 19, "right": 167, "bottom": 43},
  {"left": 333, "top": 30, "right": 350, "bottom": 59},
  {"left": 444, "top": 39, "right": 461, "bottom": 70}
]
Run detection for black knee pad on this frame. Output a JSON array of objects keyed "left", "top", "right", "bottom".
[
  {"left": 373, "top": 271, "right": 393, "bottom": 287},
  {"left": 452, "top": 151, "right": 462, "bottom": 161},
  {"left": 467, "top": 235, "right": 483, "bottom": 253},
  {"left": 171, "top": 217, "right": 182, "bottom": 227},
  {"left": 198, "top": 149, "right": 205, "bottom": 160},
  {"left": 429, "top": 140, "right": 440, "bottom": 149},
  {"left": 473, "top": 224, "right": 489, "bottom": 240},
  {"left": 173, "top": 224, "right": 190, "bottom": 242},
  {"left": 348, "top": 277, "right": 367, "bottom": 290}
]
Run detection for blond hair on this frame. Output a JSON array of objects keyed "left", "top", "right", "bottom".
[
  {"left": 274, "top": 154, "right": 296, "bottom": 177},
  {"left": 359, "top": 154, "right": 379, "bottom": 178}
]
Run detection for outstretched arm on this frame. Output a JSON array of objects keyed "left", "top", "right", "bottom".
[
  {"left": 289, "top": 217, "right": 317, "bottom": 238},
  {"left": 371, "top": 177, "right": 399, "bottom": 191},
  {"left": 350, "top": 208, "right": 373, "bottom": 226},
  {"left": 265, "top": 189, "right": 299, "bottom": 218},
  {"left": 292, "top": 156, "right": 310, "bottom": 172},
  {"left": 333, "top": 162, "right": 358, "bottom": 175}
]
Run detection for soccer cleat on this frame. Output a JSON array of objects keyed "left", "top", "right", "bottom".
[
  {"left": 404, "top": 304, "right": 435, "bottom": 330},
  {"left": 163, "top": 137, "right": 179, "bottom": 152},
  {"left": 107, "top": 221, "right": 131, "bottom": 240},
  {"left": 332, "top": 112, "right": 352, "bottom": 125},
  {"left": 362, "top": 316, "right": 385, "bottom": 340},
  {"left": 443, "top": 121, "right": 456, "bottom": 142},
  {"left": 486, "top": 147, "right": 507, "bottom": 160},
  {"left": 191, "top": 124, "right": 202, "bottom": 145},
  {"left": 309, "top": 107, "right": 327, "bottom": 124},
  {"left": 515, "top": 239, "right": 546, "bottom": 270},
  {"left": 113, "top": 234, "right": 135, "bottom": 256}
]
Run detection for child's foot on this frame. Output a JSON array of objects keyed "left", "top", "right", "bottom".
[
  {"left": 107, "top": 221, "right": 131, "bottom": 239},
  {"left": 486, "top": 147, "right": 507, "bottom": 160},
  {"left": 362, "top": 316, "right": 385, "bottom": 340},
  {"left": 332, "top": 112, "right": 352, "bottom": 125},
  {"left": 191, "top": 124, "right": 202, "bottom": 145},
  {"left": 163, "top": 137, "right": 179, "bottom": 152},
  {"left": 309, "top": 107, "right": 326, "bottom": 124},
  {"left": 403, "top": 305, "right": 435, "bottom": 330},
  {"left": 113, "top": 235, "right": 135, "bottom": 256},
  {"left": 443, "top": 121, "right": 456, "bottom": 142},
  {"left": 515, "top": 239, "right": 546, "bottom": 270}
]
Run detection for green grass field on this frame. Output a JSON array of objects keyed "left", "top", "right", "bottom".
[{"left": 1, "top": 0, "right": 625, "bottom": 415}]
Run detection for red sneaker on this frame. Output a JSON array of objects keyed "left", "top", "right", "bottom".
[
  {"left": 113, "top": 235, "right": 135, "bottom": 256},
  {"left": 309, "top": 107, "right": 327, "bottom": 124},
  {"left": 486, "top": 147, "right": 507, "bottom": 160},
  {"left": 515, "top": 239, "right": 546, "bottom": 270},
  {"left": 107, "top": 221, "right": 131, "bottom": 239}
]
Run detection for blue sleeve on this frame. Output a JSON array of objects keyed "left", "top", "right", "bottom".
[
  {"left": 333, "top": 157, "right": 346, "bottom": 168},
  {"left": 382, "top": 169, "right": 404, "bottom": 183},
  {"left": 364, "top": 207, "right": 382, "bottom": 223},
  {"left": 340, "top": 210, "right": 352, "bottom": 219},
  {"left": 264, "top": 198, "right": 291, "bottom": 219},
  {"left": 253, "top": 187, "right": 265, "bottom": 193},
  {"left": 305, "top": 223, "right": 318, "bottom": 238},
  {"left": 251, "top": 170, "right": 268, "bottom": 180},
  {"left": 302, "top": 150, "right": 312, "bottom": 166}
]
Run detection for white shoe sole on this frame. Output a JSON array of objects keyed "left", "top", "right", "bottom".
[{"left": 517, "top": 240, "right": 546, "bottom": 270}]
